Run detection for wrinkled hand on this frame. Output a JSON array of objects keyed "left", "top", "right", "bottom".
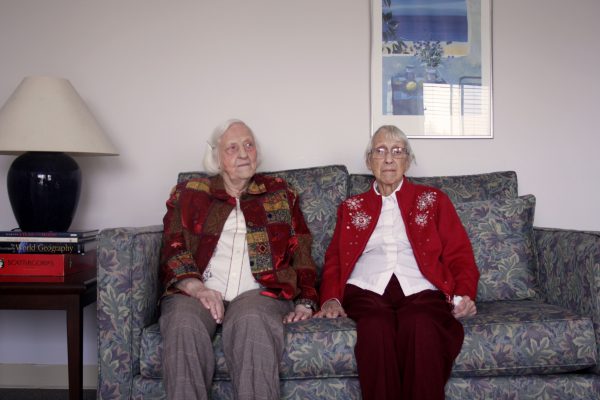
[
  {"left": 314, "top": 299, "right": 347, "bottom": 318},
  {"left": 283, "top": 304, "right": 313, "bottom": 324},
  {"left": 176, "top": 278, "right": 224, "bottom": 324},
  {"left": 452, "top": 295, "right": 476, "bottom": 319}
]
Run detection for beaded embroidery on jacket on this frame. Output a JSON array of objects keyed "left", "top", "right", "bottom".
[
  {"left": 345, "top": 198, "right": 372, "bottom": 231},
  {"left": 414, "top": 191, "right": 438, "bottom": 228},
  {"left": 345, "top": 190, "right": 438, "bottom": 231}
]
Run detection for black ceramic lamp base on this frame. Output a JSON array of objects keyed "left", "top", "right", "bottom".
[{"left": 7, "top": 152, "right": 81, "bottom": 232}]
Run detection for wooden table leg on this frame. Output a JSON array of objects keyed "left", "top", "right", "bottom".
[
  {"left": 0, "top": 269, "right": 97, "bottom": 400},
  {"left": 66, "top": 294, "right": 84, "bottom": 400}
]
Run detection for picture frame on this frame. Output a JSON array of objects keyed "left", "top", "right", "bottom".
[{"left": 371, "top": 0, "right": 493, "bottom": 138}]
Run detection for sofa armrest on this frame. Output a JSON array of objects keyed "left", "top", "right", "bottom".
[
  {"left": 534, "top": 227, "right": 600, "bottom": 374},
  {"left": 97, "top": 225, "right": 164, "bottom": 400}
]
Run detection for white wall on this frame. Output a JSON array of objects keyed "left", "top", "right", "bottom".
[{"left": 0, "top": 0, "right": 599, "bottom": 380}]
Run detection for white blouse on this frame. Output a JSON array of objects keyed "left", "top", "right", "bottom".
[{"left": 203, "top": 198, "right": 260, "bottom": 301}]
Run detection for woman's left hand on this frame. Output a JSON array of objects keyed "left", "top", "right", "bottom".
[
  {"left": 452, "top": 296, "right": 477, "bottom": 319},
  {"left": 283, "top": 304, "right": 313, "bottom": 324}
]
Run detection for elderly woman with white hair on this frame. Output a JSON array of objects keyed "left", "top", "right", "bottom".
[
  {"left": 316, "top": 125, "right": 480, "bottom": 400},
  {"left": 158, "top": 119, "right": 318, "bottom": 400}
]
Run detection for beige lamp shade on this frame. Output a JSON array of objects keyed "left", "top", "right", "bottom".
[{"left": 0, "top": 76, "right": 118, "bottom": 156}]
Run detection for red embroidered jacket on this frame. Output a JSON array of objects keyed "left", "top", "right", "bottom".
[
  {"left": 160, "top": 174, "right": 318, "bottom": 306},
  {"left": 320, "top": 178, "right": 479, "bottom": 306}
]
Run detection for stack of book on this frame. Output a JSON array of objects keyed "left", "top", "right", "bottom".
[{"left": 0, "top": 229, "right": 98, "bottom": 278}]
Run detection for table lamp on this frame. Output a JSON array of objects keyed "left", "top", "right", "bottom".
[{"left": 0, "top": 76, "right": 118, "bottom": 232}]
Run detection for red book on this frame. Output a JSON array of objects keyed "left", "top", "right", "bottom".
[{"left": 0, "top": 250, "right": 96, "bottom": 277}]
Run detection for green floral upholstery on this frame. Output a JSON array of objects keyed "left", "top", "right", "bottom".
[
  {"left": 455, "top": 195, "right": 538, "bottom": 302},
  {"left": 97, "top": 166, "right": 600, "bottom": 399},
  {"left": 535, "top": 228, "right": 600, "bottom": 375},
  {"left": 137, "top": 298, "right": 596, "bottom": 377},
  {"left": 97, "top": 226, "right": 163, "bottom": 400},
  {"left": 445, "top": 375, "right": 600, "bottom": 400}
]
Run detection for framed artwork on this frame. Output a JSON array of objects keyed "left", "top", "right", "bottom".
[{"left": 371, "top": 0, "right": 493, "bottom": 138}]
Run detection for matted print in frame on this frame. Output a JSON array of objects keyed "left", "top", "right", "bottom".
[{"left": 371, "top": 0, "right": 493, "bottom": 138}]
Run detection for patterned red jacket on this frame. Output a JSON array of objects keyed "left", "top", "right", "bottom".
[
  {"left": 320, "top": 178, "right": 479, "bottom": 306},
  {"left": 160, "top": 174, "right": 318, "bottom": 306}
]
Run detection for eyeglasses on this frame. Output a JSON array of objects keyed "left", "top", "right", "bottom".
[
  {"left": 370, "top": 146, "right": 410, "bottom": 159},
  {"left": 223, "top": 141, "right": 255, "bottom": 156}
]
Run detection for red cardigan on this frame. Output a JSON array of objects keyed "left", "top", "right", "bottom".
[
  {"left": 160, "top": 174, "right": 318, "bottom": 305},
  {"left": 319, "top": 178, "right": 479, "bottom": 306}
]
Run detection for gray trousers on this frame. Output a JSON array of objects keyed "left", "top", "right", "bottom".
[{"left": 159, "top": 290, "right": 293, "bottom": 400}]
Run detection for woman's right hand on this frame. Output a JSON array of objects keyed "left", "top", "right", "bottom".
[
  {"left": 314, "top": 299, "right": 347, "bottom": 318},
  {"left": 176, "top": 278, "right": 224, "bottom": 324}
]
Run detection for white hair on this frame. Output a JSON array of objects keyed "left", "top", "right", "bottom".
[
  {"left": 202, "top": 119, "right": 262, "bottom": 175},
  {"left": 364, "top": 125, "right": 416, "bottom": 167}
]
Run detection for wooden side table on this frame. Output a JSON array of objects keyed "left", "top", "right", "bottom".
[{"left": 0, "top": 267, "right": 97, "bottom": 400}]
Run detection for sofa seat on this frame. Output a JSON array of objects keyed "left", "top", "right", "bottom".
[{"left": 138, "top": 299, "right": 596, "bottom": 383}]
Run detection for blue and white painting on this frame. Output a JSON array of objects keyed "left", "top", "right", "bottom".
[
  {"left": 385, "top": 0, "right": 468, "bottom": 43},
  {"left": 381, "top": 0, "right": 485, "bottom": 117}
]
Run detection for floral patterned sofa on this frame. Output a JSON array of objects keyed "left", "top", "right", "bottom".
[{"left": 97, "top": 165, "right": 600, "bottom": 399}]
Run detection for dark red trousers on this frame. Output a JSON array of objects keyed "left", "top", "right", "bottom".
[{"left": 343, "top": 276, "right": 464, "bottom": 400}]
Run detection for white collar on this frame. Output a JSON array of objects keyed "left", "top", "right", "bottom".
[{"left": 373, "top": 178, "right": 403, "bottom": 198}]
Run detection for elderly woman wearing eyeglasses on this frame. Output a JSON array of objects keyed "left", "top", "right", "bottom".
[
  {"left": 159, "top": 119, "right": 318, "bottom": 400},
  {"left": 315, "top": 125, "right": 480, "bottom": 400}
]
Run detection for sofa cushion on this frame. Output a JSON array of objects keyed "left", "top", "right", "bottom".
[
  {"left": 140, "top": 317, "right": 358, "bottom": 381},
  {"left": 139, "top": 299, "right": 596, "bottom": 381},
  {"left": 178, "top": 165, "right": 349, "bottom": 276},
  {"left": 455, "top": 300, "right": 597, "bottom": 377},
  {"left": 348, "top": 171, "right": 519, "bottom": 203},
  {"left": 455, "top": 195, "right": 538, "bottom": 302}
]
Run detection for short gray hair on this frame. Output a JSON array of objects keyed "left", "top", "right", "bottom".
[
  {"left": 202, "top": 118, "right": 262, "bottom": 175},
  {"left": 364, "top": 125, "right": 416, "bottom": 166}
]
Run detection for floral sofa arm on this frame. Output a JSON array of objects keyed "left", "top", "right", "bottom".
[
  {"left": 97, "top": 225, "right": 164, "bottom": 400},
  {"left": 534, "top": 227, "right": 600, "bottom": 374}
]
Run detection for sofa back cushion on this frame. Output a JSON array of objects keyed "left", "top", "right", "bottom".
[
  {"left": 349, "top": 171, "right": 519, "bottom": 203},
  {"left": 178, "top": 165, "right": 349, "bottom": 278},
  {"left": 455, "top": 195, "right": 538, "bottom": 301}
]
